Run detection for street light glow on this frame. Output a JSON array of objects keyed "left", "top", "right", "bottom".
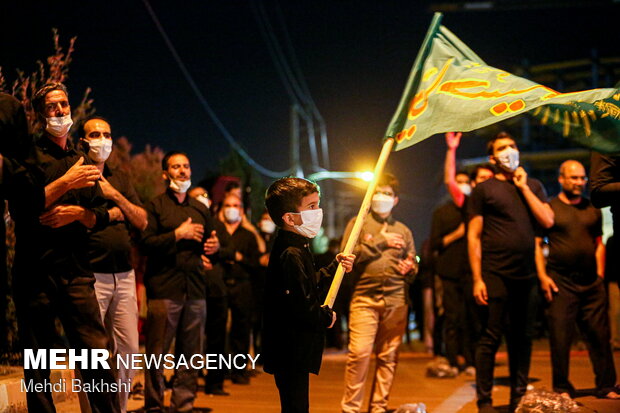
[{"left": 358, "top": 171, "right": 374, "bottom": 182}]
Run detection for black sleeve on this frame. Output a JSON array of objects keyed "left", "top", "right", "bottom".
[
  {"left": 467, "top": 184, "right": 485, "bottom": 220},
  {"left": 590, "top": 152, "right": 620, "bottom": 208},
  {"left": 121, "top": 171, "right": 143, "bottom": 207},
  {"left": 281, "top": 249, "right": 333, "bottom": 328},
  {"left": 140, "top": 199, "right": 177, "bottom": 255},
  {"left": 530, "top": 178, "right": 548, "bottom": 203},
  {"left": 85, "top": 181, "right": 110, "bottom": 231},
  {"left": 2, "top": 158, "right": 46, "bottom": 220}
]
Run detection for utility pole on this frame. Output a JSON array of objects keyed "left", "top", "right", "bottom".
[{"left": 290, "top": 104, "right": 303, "bottom": 177}]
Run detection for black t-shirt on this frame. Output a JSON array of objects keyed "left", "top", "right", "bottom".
[
  {"left": 430, "top": 200, "right": 468, "bottom": 280},
  {"left": 468, "top": 177, "right": 547, "bottom": 280},
  {"left": 546, "top": 197, "right": 601, "bottom": 277},
  {"left": 590, "top": 152, "right": 620, "bottom": 239},
  {"left": 87, "top": 165, "right": 143, "bottom": 273}
]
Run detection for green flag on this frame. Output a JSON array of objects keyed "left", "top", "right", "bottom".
[{"left": 386, "top": 12, "right": 620, "bottom": 153}]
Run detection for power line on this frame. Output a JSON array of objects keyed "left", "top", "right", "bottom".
[{"left": 140, "top": 0, "right": 291, "bottom": 178}]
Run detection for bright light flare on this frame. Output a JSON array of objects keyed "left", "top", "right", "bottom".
[{"left": 358, "top": 171, "right": 374, "bottom": 182}]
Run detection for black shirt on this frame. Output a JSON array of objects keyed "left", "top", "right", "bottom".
[
  {"left": 141, "top": 190, "right": 215, "bottom": 300},
  {"left": 12, "top": 136, "right": 109, "bottom": 278},
  {"left": 262, "top": 230, "right": 336, "bottom": 375},
  {"left": 431, "top": 200, "right": 468, "bottom": 280},
  {"left": 88, "top": 165, "right": 142, "bottom": 273},
  {"left": 546, "top": 197, "right": 601, "bottom": 278},
  {"left": 590, "top": 152, "right": 620, "bottom": 237},
  {"left": 468, "top": 177, "right": 547, "bottom": 280},
  {"left": 218, "top": 224, "right": 259, "bottom": 282},
  {"left": 204, "top": 220, "right": 228, "bottom": 298}
]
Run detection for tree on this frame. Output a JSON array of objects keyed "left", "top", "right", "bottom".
[{"left": 0, "top": 28, "right": 94, "bottom": 133}]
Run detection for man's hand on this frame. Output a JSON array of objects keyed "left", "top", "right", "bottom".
[
  {"left": 473, "top": 279, "right": 488, "bottom": 306},
  {"left": 235, "top": 251, "right": 244, "bottom": 262},
  {"left": 513, "top": 166, "right": 528, "bottom": 190},
  {"left": 98, "top": 175, "right": 120, "bottom": 201},
  {"left": 62, "top": 157, "right": 101, "bottom": 190},
  {"left": 539, "top": 274, "right": 559, "bottom": 302},
  {"left": 108, "top": 206, "right": 124, "bottom": 222},
  {"left": 259, "top": 253, "right": 270, "bottom": 267},
  {"left": 203, "top": 230, "right": 219, "bottom": 255},
  {"left": 174, "top": 217, "right": 204, "bottom": 242},
  {"left": 445, "top": 132, "right": 462, "bottom": 150},
  {"left": 40, "top": 205, "right": 83, "bottom": 228},
  {"left": 380, "top": 223, "right": 405, "bottom": 249},
  {"left": 336, "top": 253, "right": 356, "bottom": 273},
  {"left": 397, "top": 253, "right": 416, "bottom": 275},
  {"left": 201, "top": 255, "right": 213, "bottom": 271}
]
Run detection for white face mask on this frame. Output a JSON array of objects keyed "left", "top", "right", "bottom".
[
  {"left": 169, "top": 178, "right": 191, "bottom": 193},
  {"left": 224, "top": 207, "right": 241, "bottom": 223},
  {"left": 45, "top": 114, "right": 73, "bottom": 137},
  {"left": 371, "top": 193, "right": 395, "bottom": 215},
  {"left": 87, "top": 138, "right": 113, "bottom": 163},
  {"left": 496, "top": 147, "right": 520, "bottom": 172},
  {"left": 457, "top": 183, "right": 472, "bottom": 196},
  {"left": 259, "top": 219, "right": 276, "bottom": 234},
  {"left": 292, "top": 208, "right": 323, "bottom": 238}
]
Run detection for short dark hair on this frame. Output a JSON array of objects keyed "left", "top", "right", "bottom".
[
  {"left": 486, "top": 131, "right": 514, "bottom": 156},
  {"left": 265, "top": 177, "right": 320, "bottom": 227},
  {"left": 470, "top": 164, "right": 495, "bottom": 181},
  {"left": 32, "top": 83, "right": 69, "bottom": 115},
  {"left": 377, "top": 172, "right": 400, "bottom": 196},
  {"left": 76, "top": 115, "right": 110, "bottom": 139},
  {"left": 162, "top": 151, "right": 189, "bottom": 170}
]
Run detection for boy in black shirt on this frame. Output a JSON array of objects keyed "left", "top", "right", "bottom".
[
  {"left": 468, "top": 132, "right": 554, "bottom": 413},
  {"left": 263, "top": 177, "right": 355, "bottom": 413}
]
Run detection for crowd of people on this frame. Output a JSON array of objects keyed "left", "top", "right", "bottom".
[{"left": 0, "top": 82, "right": 619, "bottom": 413}]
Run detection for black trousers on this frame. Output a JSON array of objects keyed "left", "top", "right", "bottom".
[
  {"left": 442, "top": 277, "right": 479, "bottom": 368},
  {"left": 205, "top": 295, "right": 228, "bottom": 390},
  {"left": 226, "top": 279, "right": 253, "bottom": 378},
  {"left": 546, "top": 272, "right": 617, "bottom": 396},
  {"left": 13, "top": 272, "right": 120, "bottom": 413},
  {"left": 475, "top": 274, "right": 538, "bottom": 409},
  {"left": 274, "top": 369, "right": 310, "bottom": 413}
]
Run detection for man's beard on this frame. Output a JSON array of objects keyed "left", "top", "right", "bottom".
[{"left": 563, "top": 188, "right": 582, "bottom": 200}]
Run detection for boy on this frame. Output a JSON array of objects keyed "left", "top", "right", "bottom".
[{"left": 263, "top": 177, "right": 355, "bottom": 413}]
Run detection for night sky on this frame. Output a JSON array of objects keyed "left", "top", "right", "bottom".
[{"left": 2, "top": 1, "right": 618, "bottom": 241}]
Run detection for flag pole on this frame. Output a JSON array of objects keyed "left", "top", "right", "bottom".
[{"left": 323, "top": 137, "right": 395, "bottom": 308}]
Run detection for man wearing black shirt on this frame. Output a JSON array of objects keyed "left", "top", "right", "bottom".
[
  {"left": 79, "top": 117, "right": 148, "bottom": 413},
  {"left": 436, "top": 132, "right": 494, "bottom": 374},
  {"left": 590, "top": 152, "right": 620, "bottom": 256},
  {"left": 12, "top": 83, "right": 119, "bottom": 413},
  {"left": 535, "top": 160, "right": 619, "bottom": 399},
  {"left": 218, "top": 194, "right": 259, "bottom": 384},
  {"left": 431, "top": 191, "right": 475, "bottom": 374},
  {"left": 141, "top": 151, "right": 219, "bottom": 412},
  {"left": 468, "top": 132, "right": 554, "bottom": 413}
]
